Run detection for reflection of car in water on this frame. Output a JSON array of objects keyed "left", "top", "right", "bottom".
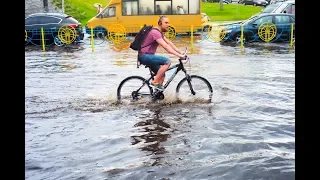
[
  {"left": 25, "top": 13, "right": 84, "bottom": 45},
  {"left": 219, "top": 13, "right": 295, "bottom": 43}
]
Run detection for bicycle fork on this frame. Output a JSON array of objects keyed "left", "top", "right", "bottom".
[{"left": 185, "top": 74, "right": 196, "bottom": 95}]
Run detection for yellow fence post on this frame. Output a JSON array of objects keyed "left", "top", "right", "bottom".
[
  {"left": 240, "top": 25, "right": 244, "bottom": 48},
  {"left": 191, "top": 25, "right": 194, "bottom": 54},
  {"left": 91, "top": 28, "right": 94, "bottom": 52},
  {"left": 41, "top": 27, "right": 45, "bottom": 51},
  {"left": 290, "top": 23, "right": 294, "bottom": 47}
]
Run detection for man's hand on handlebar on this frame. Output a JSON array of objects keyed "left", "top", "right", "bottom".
[{"left": 179, "top": 55, "right": 188, "bottom": 60}]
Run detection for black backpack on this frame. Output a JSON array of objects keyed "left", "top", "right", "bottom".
[
  {"left": 130, "top": 25, "right": 161, "bottom": 68},
  {"left": 130, "top": 25, "right": 159, "bottom": 51}
]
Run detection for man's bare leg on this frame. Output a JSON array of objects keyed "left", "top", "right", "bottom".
[{"left": 152, "top": 63, "right": 170, "bottom": 84}]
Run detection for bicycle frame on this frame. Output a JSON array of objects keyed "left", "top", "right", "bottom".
[
  {"left": 141, "top": 59, "right": 189, "bottom": 92},
  {"left": 132, "top": 48, "right": 190, "bottom": 98},
  {"left": 163, "top": 60, "right": 189, "bottom": 89}
]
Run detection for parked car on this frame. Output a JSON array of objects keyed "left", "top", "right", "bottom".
[
  {"left": 219, "top": 13, "right": 295, "bottom": 43},
  {"left": 269, "top": 0, "right": 288, "bottom": 4},
  {"left": 206, "top": 0, "right": 232, "bottom": 3},
  {"left": 267, "top": 0, "right": 295, "bottom": 14},
  {"left": 25, "top": 13, "right": 84, "bottom": 45},
  {"left": 260, "top": 3, "right": 282, "bottom": 13},
  {"left": 253, "top": 0, "right": 294, "bottom": 16},
  {"left": 202, "top": 13, "right": 211, "bottom": 23},
  {"left": 202, "top": 13, "right": 212, "bottom": 32},
  {"left": 239, "top": 0, "right": 268, "bottom": 6}
]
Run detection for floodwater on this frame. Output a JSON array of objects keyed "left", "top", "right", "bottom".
[{"left": 25, "top": 38, "right": 295, "bottom": 180}]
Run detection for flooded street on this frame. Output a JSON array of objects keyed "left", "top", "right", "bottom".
[{"left": 25, "top": 40, "right": 295, "bottom": 180}]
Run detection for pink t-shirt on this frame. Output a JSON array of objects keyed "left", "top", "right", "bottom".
[{"left": 138, "top": 29, "right": 163, "bottom": 55}]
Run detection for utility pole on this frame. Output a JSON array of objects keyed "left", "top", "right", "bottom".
[
  {"left": 236, "top": 2, "right": 238, "bottom": 19},
  {"left": 43, "top": 0, "right": 49, "bottom": 12},
  {"left": 62, "top": 0, "right": 65, "bottom": 14}
]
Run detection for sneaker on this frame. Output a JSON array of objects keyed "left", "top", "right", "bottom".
[{"left": 150, "top": 82, "right": 164, "bottom": 91}]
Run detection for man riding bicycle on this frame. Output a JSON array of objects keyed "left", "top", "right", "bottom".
[{"left": 138, "top": 15, "right": 187, "bottom": 91}]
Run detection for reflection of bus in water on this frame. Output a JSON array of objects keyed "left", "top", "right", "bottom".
[{"left": 85, "top": 0, "right": 210, "bottom": 37}]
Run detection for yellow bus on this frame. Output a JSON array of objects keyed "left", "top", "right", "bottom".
[{"left": 85, "top": 0, "right": 210, "bottom": 38}]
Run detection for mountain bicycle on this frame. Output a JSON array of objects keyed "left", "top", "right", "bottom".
[{"left": 117, "top": 48, "right": 213, "bottom": 103}]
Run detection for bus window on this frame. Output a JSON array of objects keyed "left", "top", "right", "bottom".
[
  {"left": 189, "top": 0, "right": 200, "bottom": 14},
  {"left": 102, "top": 7, "right": 116, "bottom": 17},
  {"left": 172, "top": 0, "right": 188, "bottom": 14},
  {"left": 139, "top": 0, "right": 154, "bottom": 15},
  {"left": 123, "top": 0, "right": 138, "bottom": 16},
  {"left": 155, "top": 1, "right": 171, "bottom": 15}
]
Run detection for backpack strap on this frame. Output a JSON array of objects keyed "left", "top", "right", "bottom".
[
  {"left": 137, "top": 28, "right": 162, "bottom": 69},
  {"left": 140, "top": 28, "right": 162, "bottom": 49}
]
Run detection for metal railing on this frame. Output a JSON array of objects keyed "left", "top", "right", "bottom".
[{"left": 25, "top": 23, "right": 295, "bottom": 51}]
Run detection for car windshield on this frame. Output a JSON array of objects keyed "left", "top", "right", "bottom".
[{"left": 262, "top": 4, "right": 280, "bottom": 13}]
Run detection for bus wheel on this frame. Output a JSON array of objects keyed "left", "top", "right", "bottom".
[
  {"left": 94, "top": 27, "right": 108, "bottom": 39},
  {"left": 164, "top": 26, "right": 176, "bottom": 41}
]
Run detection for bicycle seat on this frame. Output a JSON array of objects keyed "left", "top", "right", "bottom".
[{"left": 137, "top": 56, "right": 156, "bottom": 76}]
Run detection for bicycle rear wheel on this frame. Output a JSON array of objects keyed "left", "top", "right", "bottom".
[
  {"left": 176, "top": 75, "right": 213, "bottom": 103},
  {"left": 117, "top": 76, "right": 153, "bottom": 103}
]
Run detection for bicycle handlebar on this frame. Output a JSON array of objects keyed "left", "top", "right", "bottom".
[
  {"left": 179, "top": 47, "right": 189, "bottom": 64},
  {"left": 182, "top": 47, "right": 188, "bottom": 56}
]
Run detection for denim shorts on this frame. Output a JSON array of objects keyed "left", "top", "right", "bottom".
[{"left": 138, "top": 54, "right": 171, "bottom": 75}]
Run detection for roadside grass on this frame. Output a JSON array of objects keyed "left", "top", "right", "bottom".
[
  {"left": 202, "top": 2, "right": 263, "bottom": 22},
  {"left": 66, "top": 1, "right": 263, "bottom": 25}
]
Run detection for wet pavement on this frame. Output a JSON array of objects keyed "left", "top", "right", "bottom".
[{"left": 25, "top": 39, "right": 295, "bottom": 180}]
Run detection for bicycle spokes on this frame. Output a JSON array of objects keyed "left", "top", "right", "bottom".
[
  {"left": 176, "top": 75, "right": 213, "bottom": 103},
  {"left": 117, "top": 76, "right": 153, "bottom": 103}
]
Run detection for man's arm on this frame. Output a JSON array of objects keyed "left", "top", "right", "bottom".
[
  {"left": 156, "top": 38, "right": 184, "bottom": 59},
  {"left": 163, "top": 36, "right": 182, "bottom": 54}
]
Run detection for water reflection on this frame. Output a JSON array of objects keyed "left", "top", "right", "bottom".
[{"left": 131, "top": 108, "right": 170, "bottom": 166}]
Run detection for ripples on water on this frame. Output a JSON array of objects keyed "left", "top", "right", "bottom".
[{"left": 25, "top": 41, "right": 295, "bottom": 180}]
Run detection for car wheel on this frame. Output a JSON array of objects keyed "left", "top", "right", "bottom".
[
  {"left": 164, "top": 26, "right": 176, "bottom": 41},
  {"left": 54, "top": 36, "right": 65, "bottom": 46},
  {"left": 234, "top": 32, "right": 247, "bottom": 44}
]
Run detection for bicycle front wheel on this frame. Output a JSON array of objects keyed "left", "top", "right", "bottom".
[
  {"left": 176, "top": 75, "right": 213, "bottom": 103},
  {"left": 117, "top": 76, "right": 153, "bottom": 103}
]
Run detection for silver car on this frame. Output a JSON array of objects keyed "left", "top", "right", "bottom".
[{"left": 262, "top": 0, "right": 295, "bottom": 14}]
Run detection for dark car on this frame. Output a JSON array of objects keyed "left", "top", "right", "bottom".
[
  {"left": 239, "top": 0, "right": 268, "bottom": 6},
  {"left": 206, "top": 0, "right": 232, "bottom": 3},
  {"left": 219, "top": 13, "right": 295, "bottom": 43},
  {"left": 270, "top": 0, "right": 288, "bottom": 4},
  {"left": 25, "top": 13, "right": 84, "bottom": 45}
]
